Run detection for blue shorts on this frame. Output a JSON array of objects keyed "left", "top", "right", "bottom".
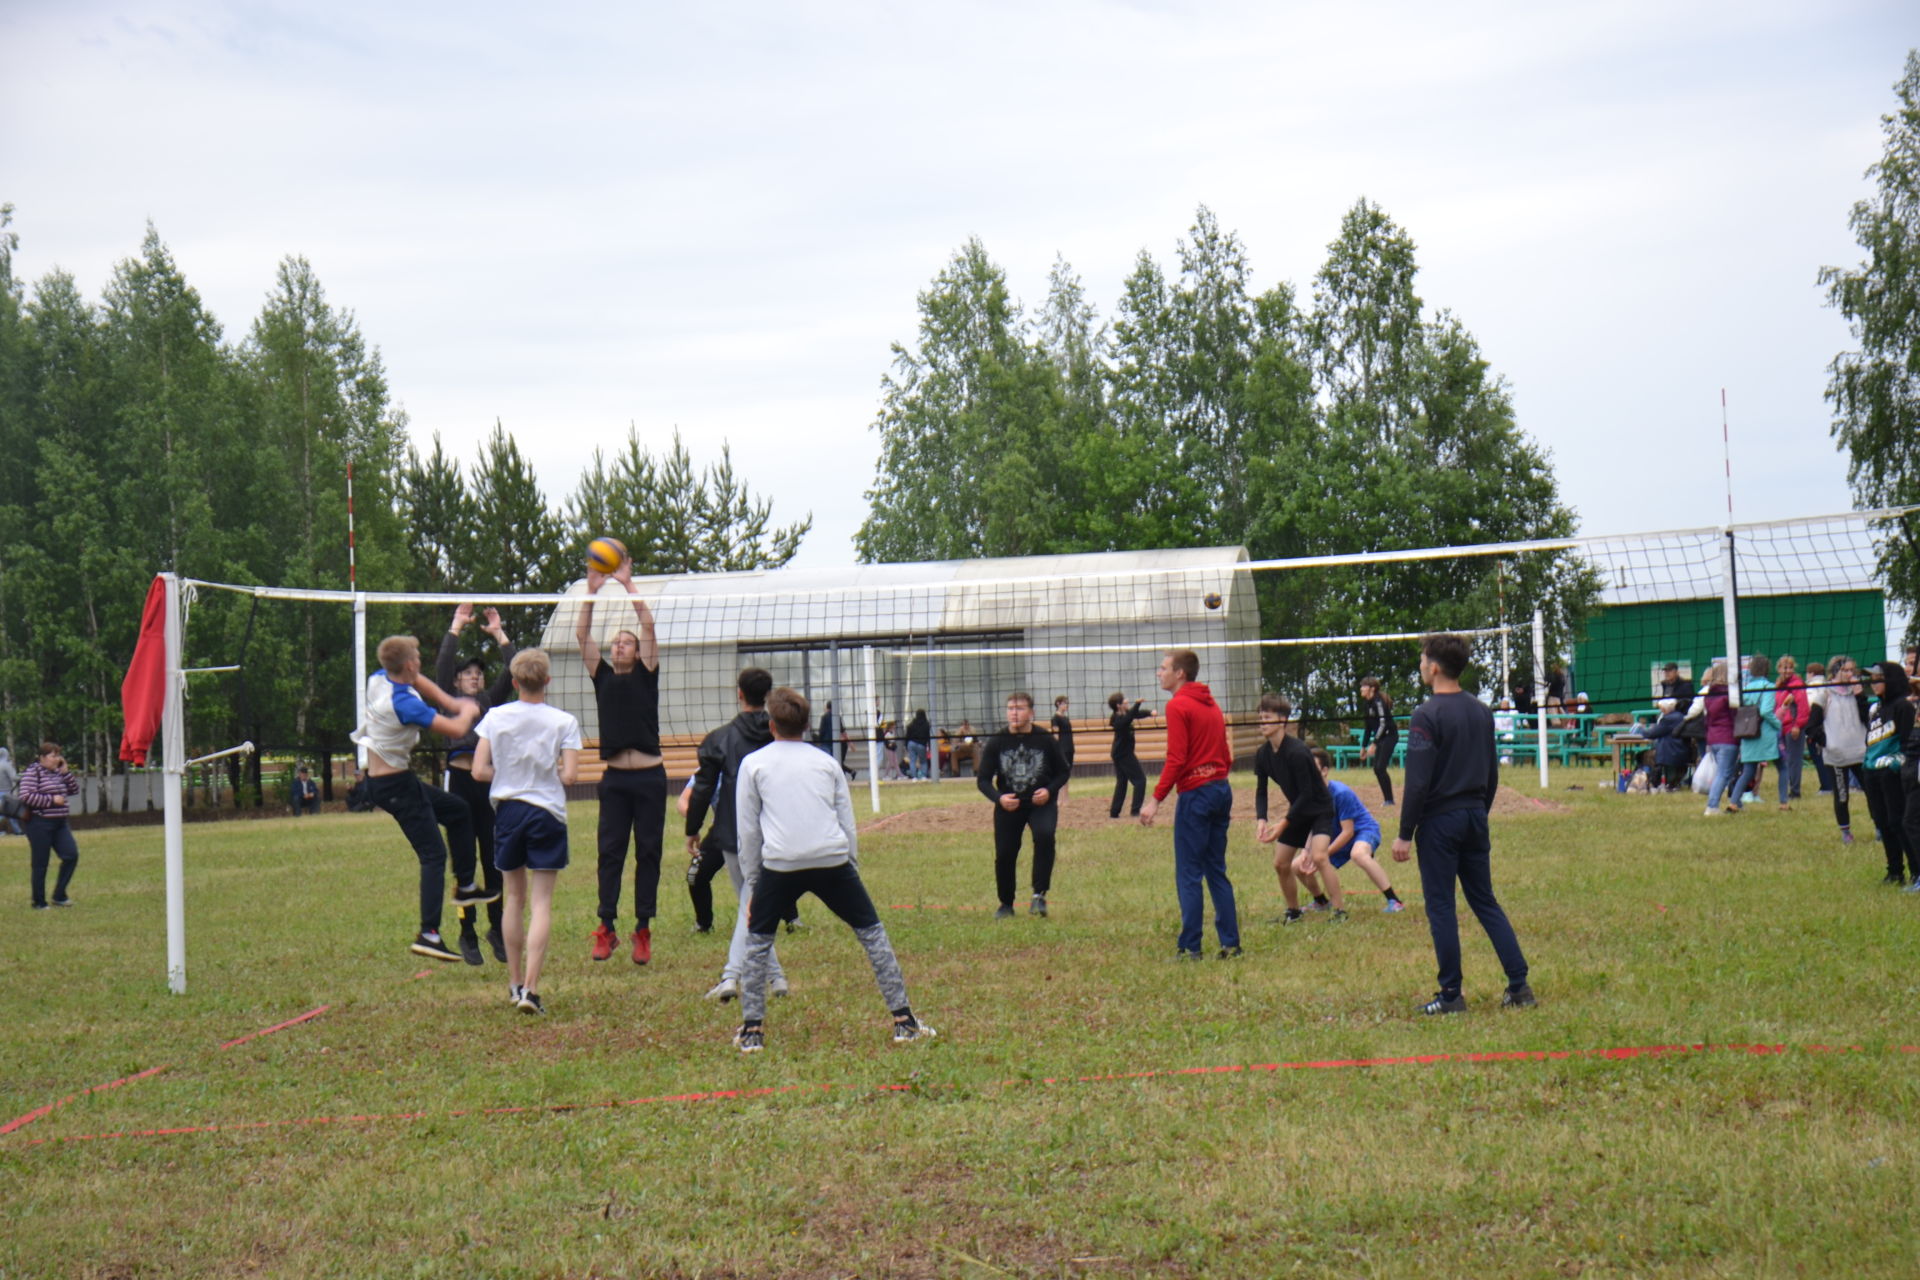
[
  {"left": 1330, "top": 826, "right": 1382, "bottom": 869},
  {"left": 494, "top": 799, "right": 569, "bottom": 872}
]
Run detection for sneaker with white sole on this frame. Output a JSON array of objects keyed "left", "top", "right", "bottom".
[
  {"left": 451, "top": 883, "right": 499, "bottom": 908},
  {"left": 770, "top": 974, "right": 790, "bottom": 998},
  {"left": 705, "top": 976, "right": 741, "bottom": 1002},
  {"left": 1420, "top": 991, "right": 1467, "bottom": 1016},
  {"left": 892, "top": 1016, "right": 937, "bottom": 1044},
  {"left": 516, "top": 990, "right": 545, "bottom": 1015},
  {"left": 1029, "top": 893, "right": 1048, "bottom": 917},
  {"left": 1382, "top": 899, "right": 1406, "bottom": 913},
  {"left": 411, "top": 931, "right": 461, "bottom": 962},
  {"left": 508, "top": 983, "right": 525, "bottom": 1005},
  {"left": 733, "top": 1024, "right": 764, "bottom": 1054}
]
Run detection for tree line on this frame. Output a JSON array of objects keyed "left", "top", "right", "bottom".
[
  {"left": 857, "top": 200, "right": 1599, "bottom": 709},
  {"left": 0, "top": 211, "right": 808, "bottom": 805}
]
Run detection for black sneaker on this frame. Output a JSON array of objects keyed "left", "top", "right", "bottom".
[
  {"left": 486, "top": 928, "right": 507, "bottom": 962},
  {"left": 1420, "top": 992, "right": 1467, "bottom": 1016},
  {"left": 1501, "top": 984, "right": 1537, "bottom": 1009},
  {"left": 459, "top": 932, "right": 484, "bottom": 966},
  {"left": 891, "top": 1015, "right": 937, "bottom": 1044},
  {"left": 50, "top": 897, "right": 73, "bottom": 908},
  {"left": 993, "top": 905, "right": 1016, "bottom": 920},
  {"left": 411, "top": 931, "right": 461, "bottom": 962},
  {"left": 516, "top": 990, "right": 545, "bottom": 1015},
  {"left": 1328, "top": 909, "right": 1349, "bottom": 924},
  {"left": 733, "top": 1024, "right": 765, "bottom": 1054},
  {"left": 785, "top": 916, "right": 805, "bottom": 933},
  {"left": 451, "top": 883, "right": 500, "bottom": 908},
  {"left": 1029, "top": 893, "right": 1048, "bottom": 917},
  {"left": 1175, "top": 949, "right": 1203, "bottom": 961},
  {"left": 1217, "top": 946, "right": 1244, "bottom": 960},
  {"left": 1881, "top": 872, "right": 1907, "bottom": 887},
  {"left": 1274, "top": 909, "right": 1305, "bottom": 926}
]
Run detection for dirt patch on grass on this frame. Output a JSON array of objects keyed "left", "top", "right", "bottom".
[{"left": 861, "top": 782, "right": 1564, "bottom": 837}]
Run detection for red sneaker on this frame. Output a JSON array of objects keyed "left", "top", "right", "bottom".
[
  {"left": 631, "top": 926, "right": 652, "bottom": 966},
  {"left": 590, "top": 922, "right": 617, "bottom": 962}
]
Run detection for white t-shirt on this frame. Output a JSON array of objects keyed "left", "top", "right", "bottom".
[{"left": 475, "top": 700, "right": 583, "bottom": 820}]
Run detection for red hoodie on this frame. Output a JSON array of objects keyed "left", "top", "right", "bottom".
[{"left": 1153, "top": 681, "right": 1233, "bottom": 801}]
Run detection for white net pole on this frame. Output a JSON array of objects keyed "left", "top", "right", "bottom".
[
  {"left": 1533, "top": 609, "right": 1549, "bottom": 792},
  {"left": 162, "top": 572, "right": 187, "bottom": 994},
  {"left": 864, "top": 645, "right": 881, "bottom": 815},
  {"left": 352, "top": 592, "right": 368, "bottom": 769}
]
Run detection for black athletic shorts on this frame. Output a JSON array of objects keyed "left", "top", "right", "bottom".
[{"left": 1277, "top": 811, "right": 1337, "bottom": 850}]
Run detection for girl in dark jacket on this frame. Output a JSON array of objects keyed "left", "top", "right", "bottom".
[
  {"left": 1859, "top": 662, "right": 1914, "bottom": 886},
  {"left": 1358, "top": 677, "right": 1397, "bottom": 804}
]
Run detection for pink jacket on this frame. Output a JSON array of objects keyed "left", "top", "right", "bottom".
[{"left": 1776, "top": 675, "right": 1809, "bottom": 735}]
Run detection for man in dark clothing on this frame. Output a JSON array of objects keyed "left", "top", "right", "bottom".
[
  {"left": 291, "top": 766, "right": 320, "bottom": 816},
  {"left": 1392, "top": 633, "right": 1534, "bottom": 1016},
  {"left": 905, "top": 709, "right": 932, "bottom": 781},
  {"left": 1107, "top": 692, "right": 1152, "bottom": 818},
  {"left": 977, "top": 693, "right": 1071, "bottom": 918},
  {"left": 1660, "top": 663, "right": 1696, "bottom": 711},
  {"left": 1051, "top": 696, "right": 1075, "bottom": 797},
  {"left": 685, "top": 667, "right": 791, "bottom": 1001},
  {"left": 1253, "top": 694, "right": 1344, "bottom": 923},
  {"left": 577, "top": 554, "right": 666, "bottom": 966},
  {"left": 438, "top": 602, "right": 517, "bottom": 965}
]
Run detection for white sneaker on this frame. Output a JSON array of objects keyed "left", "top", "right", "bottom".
[
  {"left": 508, "top": 983, "right": 524, "bottom": 1005},
  {"left": 704, "top": 976, "right": 741, "bottom": 1002},
  {"left": 1702, "top": 806, "right": 1718, "bottom": 817},
  {"left": 770, "top": 974, "right": 790, "bottom": 998}
]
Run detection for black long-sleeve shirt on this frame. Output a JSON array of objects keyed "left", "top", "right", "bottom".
[
  {"left": 1109, "top": 703, "right": 1150, "bottom": 759},
  {"left": 1254, "top": 735, "right": 1332, "bottom": 823},
  {"left": 1398, "top": 692, "right": 1500, "bottom": 841},
  {"left": 976, "top": 729, "right": 1070, "bottom": 808},
  {"left": 1361, "top": 695, "right": 1397, "bottom": 749},
  {"left": 435, "top": 630, "right": 517, "bottom": 762}
]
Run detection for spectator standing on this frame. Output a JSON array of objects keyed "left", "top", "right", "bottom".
[
  {"left": 21, "top": 742, "right": 82, "bottom": 909},
  {"left": 0, "top": 746, "right": 22, "bottom": 837},
  {"left": 1727, "top": 655, "right": 1781, "bottom": 811},
  {"left": 1807, "top": 656, "right": 1868, "bottom": 846},
  {"left": 1775, "top": 656, "right": 1810, "bottom": 805},
  {"left": 1692, "top": 662, "right": 1740, "bottom": 816},
  {"left": 1862, "top": 663, "right": 1916, "bottom": 886},
  {"left": 904, "top": 710, "right": 931, "bottom": 781},
  {"left": 1805, "top": 661, "right": 1836, "bottom": 794}
]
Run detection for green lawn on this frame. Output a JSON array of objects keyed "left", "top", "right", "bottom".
[{"left": 4, "top": 771, "right": 1918, "bottom": 1278}]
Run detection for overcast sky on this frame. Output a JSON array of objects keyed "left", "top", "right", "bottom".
[{"left": 4, "top": 1, "right": 1912, "bottom": 569}]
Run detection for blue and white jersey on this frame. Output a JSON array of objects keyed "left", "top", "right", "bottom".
[
  {"left": 352, "top": 674, "right": 437, "bottom": 769},
  {"left": 1327, "top": 779, "right": 1382, "bottom": 846}
]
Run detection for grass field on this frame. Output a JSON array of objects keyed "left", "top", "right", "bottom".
[{"left": 5, "top": 769, "right": 1919, "bottom": 1278}]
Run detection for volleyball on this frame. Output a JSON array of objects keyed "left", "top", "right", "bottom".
[
  {"left": 1203, "top": 592, "right": 1223, "bottom": 610},
  {"left": 585, "top": 537, "right": 627, "bottom": 574}
]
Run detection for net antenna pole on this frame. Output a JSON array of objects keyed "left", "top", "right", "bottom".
[
  {"left": 1532, "top": 609, "right": 1549, "bottom": 791},
  {"left": 864, "top": 645, "right": 882, "bottom": 815},
  {"left": 352, "top": 591, "right": 368, "bottom": 769},
  {"left": 1720, "top": 390, "right": 1742, "bottom": 709},
  {"left": 162, "top": 572, "right": 187, "bottom": 994},
  {"left": 1498, "top": 560, "right": 1512, "bottom": 697}
]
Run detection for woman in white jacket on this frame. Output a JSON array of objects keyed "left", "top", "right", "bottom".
[{"left": 1808, "top": 656, "right": 1870, "bottom": 845}]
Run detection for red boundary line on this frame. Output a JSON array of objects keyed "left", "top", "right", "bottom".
[
  {"left": 219, "top": 1004, "right": 331, "bottom": 1051},
  {"left": 2, "top": 1004, "right": 331, "bottom": 1137},
  {"left": 19, "top": 1041, "right": 1918, "bottom": 1148}
]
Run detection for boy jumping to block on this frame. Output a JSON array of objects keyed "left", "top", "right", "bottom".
[
  {"left": 352, "top": 635, "right": 496, "bottom": 961},
  {"left": 733, "top": 687, "right": 934, "bottom": 1054},
  {"left": 472, "top": 649, "right": 582, "bottom": 1015},
  {"left": 1253, "top": 694, "right": 1346, "bottom": 923},
  {"left": 1310, "top": 746, "right": 1405, "bottom": 912}
]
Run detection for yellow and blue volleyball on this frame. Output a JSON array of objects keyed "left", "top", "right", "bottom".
[{"left": 585, "top": 537, "right": 628, "bottom": 574}]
